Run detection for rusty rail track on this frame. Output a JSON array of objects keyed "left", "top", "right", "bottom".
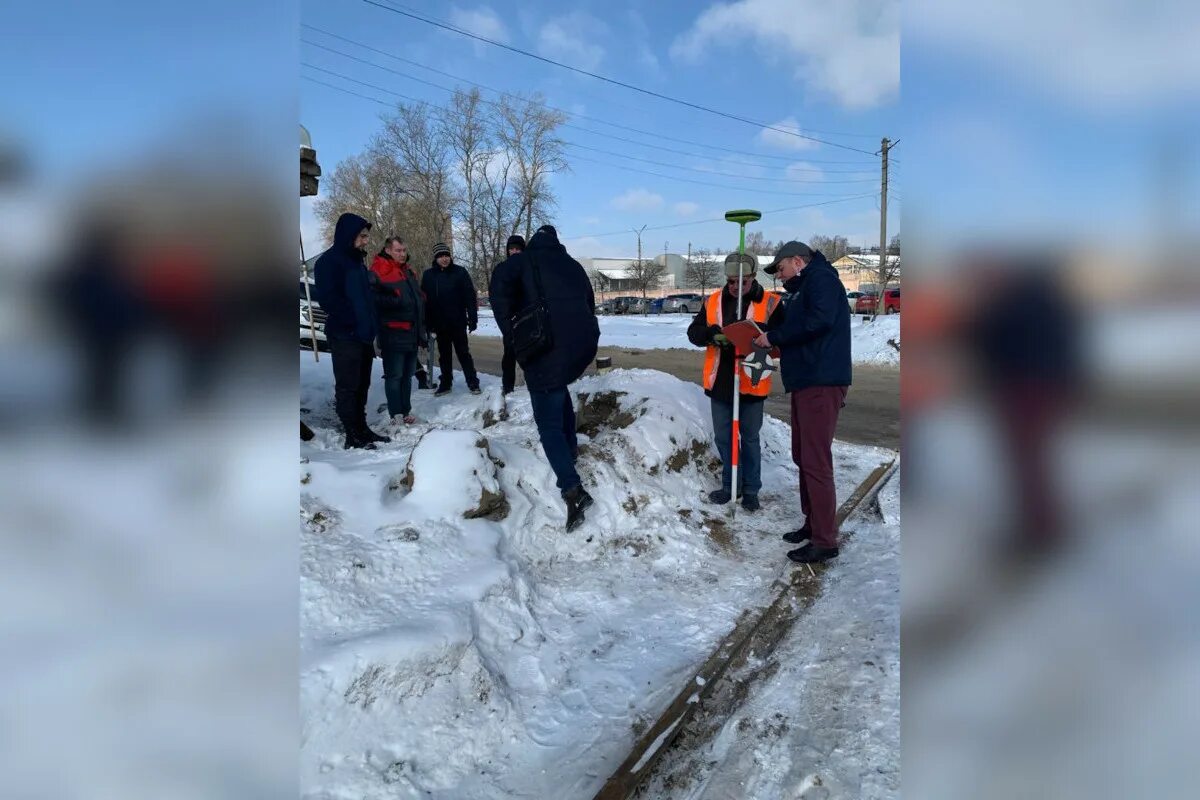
[{"left": 592, "top": 459, "right": 898, "bottom": 800}]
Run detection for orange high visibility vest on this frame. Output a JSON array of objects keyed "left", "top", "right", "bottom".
[{"left": 702, "top": 288, "right": 780, "bottom": 397}]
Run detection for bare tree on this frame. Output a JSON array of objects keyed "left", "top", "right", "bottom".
[
  {"left": 372, "top": 102, "right": 457, "bottom": 268},
  {"left": 744, "top": 230, "right": 775, "bottom": 256},
  {"left": 440, "top": 89, "right": 495, "bottom": 287},
  {"left": 685, "top": 248, "right": 720, "bottom": 294},
  {"left": 809, "top": 234, "right": 850, "bottom": 261},
  {"left": 589, "top": 269, "right": 613, "bottom": 300},
  {"left": 313, "top": 150, "right": 414, "bottom": 258},
  {"left": 888, "top": 232, "right": 900, "bottom": 255},
  {"left": 496, "top": 94, "right": 568, "bottom": 240},
  {"left": 627, "top": 258, "right": 667, "bottom": 314}
]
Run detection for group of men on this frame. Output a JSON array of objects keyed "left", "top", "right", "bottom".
[{"left": 311, "top": 211, "right": 851, "bottom": 561}]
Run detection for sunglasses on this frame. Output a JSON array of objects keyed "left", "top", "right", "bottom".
[{"left": 726, "top": 276, "right": 753, "bottom": 284}]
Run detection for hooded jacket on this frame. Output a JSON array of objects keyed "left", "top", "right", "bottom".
[
  {"left": 312, "top": 213, "right": 376, "bottom": 343},
  {"left": 489, "top": 227, "right": 599, "bottom": 391},
  {"left": 369, "top": 253, "right": 426, "bottom": 351},
  {"left": 420, "top": 256, "right": 477, "bottom": 332},
  {"left": 765, "top": 250, "right": 852, "bottom": 391}
]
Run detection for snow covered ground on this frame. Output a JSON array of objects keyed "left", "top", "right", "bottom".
[
  {"left": 653, "top": 471, "right": 900, "bottom": 799},
  {"left": 300, "top": 353, "right": 898, "bottom": 799},
  {"left": 476, "top": 309, "right": 900, "bottom": 365}
]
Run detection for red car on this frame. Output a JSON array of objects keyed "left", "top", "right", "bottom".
[{"left": 855, "top": 288, "right": 900, "bottom": 314}]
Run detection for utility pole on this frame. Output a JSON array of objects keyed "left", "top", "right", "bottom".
[
  {"left": 634, "top": 224, "right": 647, "bottom": 313},
  {"left": 874, "top": 137, "right": 890, "bottom": 320}
]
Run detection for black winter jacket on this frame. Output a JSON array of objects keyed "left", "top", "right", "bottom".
[
  {"left": 420, "top": 260, "right": 477, "bottom": 332},
  {"left": 489, "top": 229, "right": 599, "bottom": 391},
  {"left": 765, "top": 251, "right": 852, "bottom": 391},
  {"left": 312, "top": 213, "right": 376, "bottom": 343}
]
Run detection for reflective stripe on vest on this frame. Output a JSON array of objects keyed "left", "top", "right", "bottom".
[{"left": 701, "top": 289, "right": 780, "bottom": 397}]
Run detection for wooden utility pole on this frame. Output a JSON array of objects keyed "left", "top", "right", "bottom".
[{"left": 874, "top": 137, "right": 890, "bottom": 320}]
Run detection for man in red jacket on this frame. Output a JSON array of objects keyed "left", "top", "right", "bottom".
[{"left": 369, "top": 237, "right": 427, "bottom": 424}]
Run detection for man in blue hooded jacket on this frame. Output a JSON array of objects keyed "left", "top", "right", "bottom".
[
  {"left": 490, "top": 225, "right": 600, "bottom": 531},
  {"left": 312, "top": 213, "right": 389, "bottom": 449}
]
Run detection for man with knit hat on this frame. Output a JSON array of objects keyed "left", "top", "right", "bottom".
[
  {"left": 754, "top": 240, "right": 851, "bottom": 563},
  {"left": 420, "top": 241, "right": 481, "bottom": 395},
  {"left": 687, "top": 252, "right": 785, "bottom": 512}
]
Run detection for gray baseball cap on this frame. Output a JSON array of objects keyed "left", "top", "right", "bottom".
[{"left": 765, "top": 240, "right": 813, "bottom": 274}]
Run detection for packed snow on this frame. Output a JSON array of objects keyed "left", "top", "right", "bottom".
[
  {"left": 651, "top": 469, "right": 901, "bottom": 799},
  {"left": 300, "top": 353, "right": 897, "bottom": 798},
  {"left": 476, "top": 309, "right": 900, "bottom": 365}
]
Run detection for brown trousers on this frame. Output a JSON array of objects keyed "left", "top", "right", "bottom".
[{"left": 790, "top": 386, "right": 848, "bottom": 548}]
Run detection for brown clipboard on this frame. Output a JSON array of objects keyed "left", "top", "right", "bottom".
[{"left": 721, "top": 318, "right": 780, "bottom": 358}]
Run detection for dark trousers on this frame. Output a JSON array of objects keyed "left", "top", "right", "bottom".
[
  {"left": 380, "top": 347, "right": 418, "bottom": 417},
  {"left": 434, "top": 327, "right": 479, "bottom": 389},
  {"left": 501, "top": 337, "right": 517, "bottom": 393},
  {"left": 529, "top": 386, "right": 581, "bottom": 493},
  {"left": 711, "top": 398, "right": 764, "bottom": 496},
  {"left": 330, "top": 338, "right": 374, "bottom": 432},
  {"left": 790, "top": 386, "right": 848, "bottom": 549}
]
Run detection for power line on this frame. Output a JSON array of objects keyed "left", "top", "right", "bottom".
[
  {"left": 301, "top": 33, "right": 878, "bottom": 170},
  {"left": 360, "top": 0, "right": 881, "bottom": 155},
  {"left": 302, "top": 64, "right": 873, "bottom": 196},
  {"left": 573, "top": 194, "right": 880, "bottom": 239}
]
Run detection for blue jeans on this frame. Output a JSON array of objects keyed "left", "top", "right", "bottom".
[
  {"left": 529, "top": 387, "right": 581, "bottom": 494},
  {"left": 381, "top": 348, "right": 418, "bottom": 417},
  {"left": 711, "top": 398, "right": 764, "bottom": 496}
]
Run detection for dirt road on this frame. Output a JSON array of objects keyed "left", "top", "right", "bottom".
[{"left": 452, "top": 337, "right": 900, "bottom": 450}]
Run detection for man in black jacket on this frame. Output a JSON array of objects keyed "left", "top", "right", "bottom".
[
  {"left": 420, "top": 242, "right": 480, "bottom": 396},
  {"left": 755, "top": 241, "right": 851, "bottom": 563},
  {"left": 494, "top": 234, "right": 526, "bottom": 395},
  {"left": 312, "top": 212, "right": 390, "bottom": 449},
  {"left": 490, "top": 225, "right": 600, "bottom": 531}
]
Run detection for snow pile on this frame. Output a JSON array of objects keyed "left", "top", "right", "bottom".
[
  {"left": 300, "top": 354, "right": 895, "bottom": 798},
  {"left": 850, "top": 314, "right": 901, "bottom": 365},
  {"left": 477, "top": 309, "right": 900, "bottom": 365}
]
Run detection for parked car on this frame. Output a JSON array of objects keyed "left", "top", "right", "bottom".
[
  {"left": 663, "top": 293, "right": 704, "bottom": 314},
  {"left": 846, "top": 290, "right": 865, "bottom": 312},
  {"left": 299, "top": 278, "right": 328, "bottom": 351},
  {"left": 609, "top": 296, "right": 647, "bottom": 314},
  {"left": 649, "top": 297, "right": 666, "bottom": 314},
  {"left": 854, "top": 288, "right": 901, "bottom": 315}
]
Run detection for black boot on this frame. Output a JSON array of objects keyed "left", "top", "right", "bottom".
[
  {"left": 564, "top": 485, "right": 594, "bottom": 532},
  {"left": 343, "top": 429, "right": 377, "bottom": 450},
  {"left": 782, "top": 525, "right": 812, "bottom": 544},
  {"left": 416, "top": 371, "right": 430, "bottom": 390},
  {"left": 359, "top": 424, "right": 390, "bottom": 444},
  {"left": 787, "top": 543, "right": 839, "bottom": 564}
]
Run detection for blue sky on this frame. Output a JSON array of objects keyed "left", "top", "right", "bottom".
[{"left": 300, "top": 0, "right": 900, "bottom": 260}]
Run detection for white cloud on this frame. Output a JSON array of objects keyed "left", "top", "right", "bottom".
[
  {"left": 537, "top": 12, "right": 607, "bottom": 71},
  {"left": 785, "top": 161, "right": 825, "bottom": 181},
  {"left": 671, "top": 0, "right": 898, "bottom": 110},
  {"left": 674, "top": 201, "right": 701, "bottom": 217},
  {"left": 449, "top": 6, "right": 510, "bottom": 43},
  {"left": 757, "top": 117, "right": 820, "bottom": 152},
  {"left": 611, "top": 188, "right": 664, "bottom": 212},
  {"left": 583, "top": 216, "right": 602, "bottom": 226},
  {"left": 909, "top": 0, "right": 1200, "bottom": 110}
]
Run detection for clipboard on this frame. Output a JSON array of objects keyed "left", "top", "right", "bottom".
[{"left": 721, "top": 318, "right": 779, "bottom": 358}]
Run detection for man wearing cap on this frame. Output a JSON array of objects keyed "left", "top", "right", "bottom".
[
  {"left": 754, "top": 241, "right": 851, "bottom": 563},
  {"left": 420, "top": 242, "right": 481, "bottom": 395},
  {"left": 687, "top": 253, "right": 785, "bottom": 512},
  {"left": 491, "top": 234, "right": 526, "bottom": 395}
]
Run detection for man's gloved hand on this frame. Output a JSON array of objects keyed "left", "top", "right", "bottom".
[
  {"left": 707, "top": 324, "right": 724, "bottom": 344},
  {"left": 713, "top": 333, "right": 733, "bottom": 348},
  {"left": 468, "top": 322, "right": 477, "bottom": 332}
]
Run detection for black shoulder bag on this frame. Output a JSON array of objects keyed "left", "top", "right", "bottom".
[{"left": 509, "top": 252, "right": 554, "bottom": 363}]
